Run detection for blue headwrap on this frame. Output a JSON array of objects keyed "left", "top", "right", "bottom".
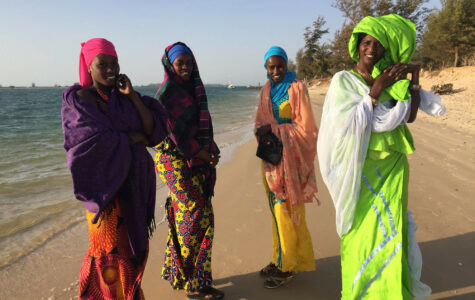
[
  {"left": 264, "top": 46, "right": 296, "bottom": 103},
  {"left": 167, "top": 44, "right": 193, "bottom": 64}
]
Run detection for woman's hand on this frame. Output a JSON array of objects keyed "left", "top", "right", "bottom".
[
  {"left": 380, "top": 63, "right": 420, "bottom": 85},
  {"left": 118, "top": 74, "right": 155, "bottom": 136},
  {"left": 255, "top": 124, "right": 272, "bottom": 137},
  {"left": 405, "top": 64, "right": 421, "bottom": 75},
  {"left": 259, "top": 133, "right": 274, "bottom": 145},
  {"left": 378, "top": 63, "right": 409, "bottom": 88},
  {"left": 369, "top": 63, "right": 417, "bottom": 100},
  {"left": 195, "top": 149, "right": 221, "bottom": 168},
  {"left": 117, "top": 74, "right": 135, "bottom": 97}
]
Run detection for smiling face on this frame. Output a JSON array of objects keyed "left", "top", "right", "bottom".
[
  {"left": 266, "top": 55, "right": 287, "bottom": 84},
  {"left": 358, "top": 34, "right": 385, "bottom": 67},
  {"left": 172, "top": 53, "right": 193, "bottom": 81},
  {"left": 89, "top": 54, "right": 120, "bottom": 87}
]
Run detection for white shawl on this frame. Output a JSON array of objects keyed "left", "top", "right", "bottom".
[
  {"left": 318, "top": 71, "right": 441, "bottom": 298},
  {"left": 318, "top": 70, "right": 445, "bottom": 236}
]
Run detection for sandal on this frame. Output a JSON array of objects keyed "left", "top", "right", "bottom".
[
  {"left": 260, "top": 262, "right": 278, "bottom": 277},
  {"left": 187, "top": 286, "right": 224, "bottom": 300},
  {"left": 263, "top": 270, "right": 294, "bottom": 289}
]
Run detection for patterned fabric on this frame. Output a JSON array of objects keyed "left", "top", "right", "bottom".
[
  {"left": 262, "top": 165, "right": 315, "bottom": 273},
  {"left": 155, "top": 42, "right": 217, "bottom": 158},
  {"left": 155, "top": 42, "right": 219, "bottom": 196},
  {"left": 271, "top": 94, "right": 292, "bottom": 124},
  {"left": 62, "top": 85, "right": 168, "bottom": 255},
  {"left": 79, "top": 199, "right": 147, "bottom": 300},
  {"left": 340, "top": 152, "right": 412, "bottom": 299},
  {"left": 155, "top": 141, "right": 214, "bottom": 292},
  {"left": 255, "top": 80, "right": 319, "bottom": 223}
]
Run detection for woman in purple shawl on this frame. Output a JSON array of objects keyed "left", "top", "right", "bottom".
[
  {"left": 61, "top": 38, "right": 168, "bottom": 300},
  {"left": 154, "top": 42, "right": 223, "bottom": 300}
]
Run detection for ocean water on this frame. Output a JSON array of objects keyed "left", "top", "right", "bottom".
[{"left": 0, "top": 86, "right": 259, "bottom": 268}]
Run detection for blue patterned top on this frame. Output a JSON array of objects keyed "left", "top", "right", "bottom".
[{"left": 272, "top": 94, "right": 292, "bottom": 124}]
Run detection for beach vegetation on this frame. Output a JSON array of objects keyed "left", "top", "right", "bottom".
[
  {"left": 415, "top": 0, "right": 475, "bottom": 69},
  {"left": 295, "top": 0, "right": 474, "bottom": 79},
  {"left": 295, "top": 16, "right": 331, "bottom": 80},
  {"left": 287, "top": 58, "right": 297, "bottom": 72}
]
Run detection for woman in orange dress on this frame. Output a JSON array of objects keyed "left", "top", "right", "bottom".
[{"left": 61, "top": 38, "right": 168, "bottom": 299}]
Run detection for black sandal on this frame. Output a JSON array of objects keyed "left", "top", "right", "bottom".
[
  {"left": 263, "top": 270, "right": 294, "bottom": 289},
  {"left": 187, "top": 286, "right": 224, "bottom": 300},
  {"left": 260, "top": 262, "right": 278, "bottom": 277}
]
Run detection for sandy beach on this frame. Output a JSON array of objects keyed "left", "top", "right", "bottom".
[{"left": 1, "top": 67, "right": 474, "bottom": 300}]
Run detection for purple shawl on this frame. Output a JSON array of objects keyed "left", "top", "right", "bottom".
[{"left": 61, "top": 85, "right": 168, "bottom": 255}]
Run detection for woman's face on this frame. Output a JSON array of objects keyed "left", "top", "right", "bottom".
[
  {"left": 89, "top": 54, "right": 120, "bottom": 87},
  {"left": 172, "top": 53, "right": 193, "bottom": 81},
  {"left": 266, "top": 56, "right": 286, "bottom": 84},
  {"left": 358, "top": 34, "right": 385, "bottom": 66}
]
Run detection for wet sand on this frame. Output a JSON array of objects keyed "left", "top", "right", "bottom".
[{"left": 1, "top": 67, "right": 474, "bottom": 300}]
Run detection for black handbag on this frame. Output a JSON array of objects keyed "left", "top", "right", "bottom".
[{"left": 256, "top": 135, "right": 283, "bottom": 166}]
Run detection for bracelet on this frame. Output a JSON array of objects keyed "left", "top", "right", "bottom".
[
  {"left": 369, "top": 95, "right": 379, "bottom": 107},
  {"left": 410, "top": 83, "right": 421, "bottom": 91}
]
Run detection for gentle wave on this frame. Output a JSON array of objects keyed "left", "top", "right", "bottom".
[
  {"left": 0, "top": 201, "right": 79, "bottom": 238},
  {"left": 0, "top": 204, "right": 84, "bottom": 268},
  {"left": 0, "top": 86, "right": 259, "bottom": 267}
]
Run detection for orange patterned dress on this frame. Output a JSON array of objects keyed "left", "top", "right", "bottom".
[{"left": 78, "top": 199, "right": 148, "bottom": 300}]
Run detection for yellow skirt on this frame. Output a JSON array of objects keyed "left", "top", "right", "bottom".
[{"left": 262, "top": 165, "right": 315, "bottom": 273}]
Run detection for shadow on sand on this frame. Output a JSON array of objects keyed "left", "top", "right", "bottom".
[{"left": 214, "top": 232, "right": 475, "bottom": 299}]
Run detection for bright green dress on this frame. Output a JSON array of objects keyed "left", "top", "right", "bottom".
[{"left": 340, "top": 71, "right": 415, "bottom": 299}]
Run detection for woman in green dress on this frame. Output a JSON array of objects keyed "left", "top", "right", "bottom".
[{"left": 318, "top": 14, "right": 432, "bottom": 299}]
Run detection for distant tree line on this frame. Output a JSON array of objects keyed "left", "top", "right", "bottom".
[{"left": 294, "top": 0, "right": 475, "bottom": 80}]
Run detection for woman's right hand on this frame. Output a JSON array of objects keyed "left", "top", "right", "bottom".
[
  {"left": 259, "top": 134, "right": 274, "bottom": 145},
  {"left": 370, "top": 63, "right": 413, "bottom": 100},
  {"left": 255, "top": 124, "right": 272, "bottom": 137},
  {"left": 377, "top": 63, "right": 409, "bottom": 88}
]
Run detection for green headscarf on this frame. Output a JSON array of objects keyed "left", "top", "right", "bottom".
[{"left": 348, "top": 14, "right": 416, "bottom": 102}]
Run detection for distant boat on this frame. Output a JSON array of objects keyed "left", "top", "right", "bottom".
[{"left": 227, "top": 83, "right": 235, "bottom": 89}]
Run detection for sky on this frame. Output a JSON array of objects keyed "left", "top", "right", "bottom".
[{"left": 0, "top": 0, "right": 441, "bottom": 87}]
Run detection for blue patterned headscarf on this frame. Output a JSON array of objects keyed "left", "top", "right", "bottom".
[
  {"left": 167, "top": 44, "right": 193, "bottom": 64},
  {"left": 264, "top": 46, "right": 296, "bottom": 103}
]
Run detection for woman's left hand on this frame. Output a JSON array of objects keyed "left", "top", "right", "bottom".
[
  {"left": 385, "top": 63, "right": 420, "bottom": 80},
  {"left": 116, "top": 74, "right": 135, "bottom": 96},
  {"left": 195, "top": 149, "right": 220, "bottom": 168},
  {"left": 209, "top": 153, "right": 220, "bottom": 168},
  {"left": 405, "top": 64, "right": 421, "bottom": 74},
  {"left": 255, "top": 124, "right": 272, "bottom": 137}
]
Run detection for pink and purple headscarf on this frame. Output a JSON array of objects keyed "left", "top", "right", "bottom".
[{"left": 79, "top": 38, "right": 117, "bottom": 87}]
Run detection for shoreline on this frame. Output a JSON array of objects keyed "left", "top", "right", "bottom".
[
  {"left": 1, "top": 69, "right": 475, "bottom": 299},
  {"left": 0, "top": 133, "right": 256, "bottom": 300}
]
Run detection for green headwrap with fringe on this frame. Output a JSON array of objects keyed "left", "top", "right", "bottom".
[{"left": 349, "top": 14, "right": 416, "bottom": 102}]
